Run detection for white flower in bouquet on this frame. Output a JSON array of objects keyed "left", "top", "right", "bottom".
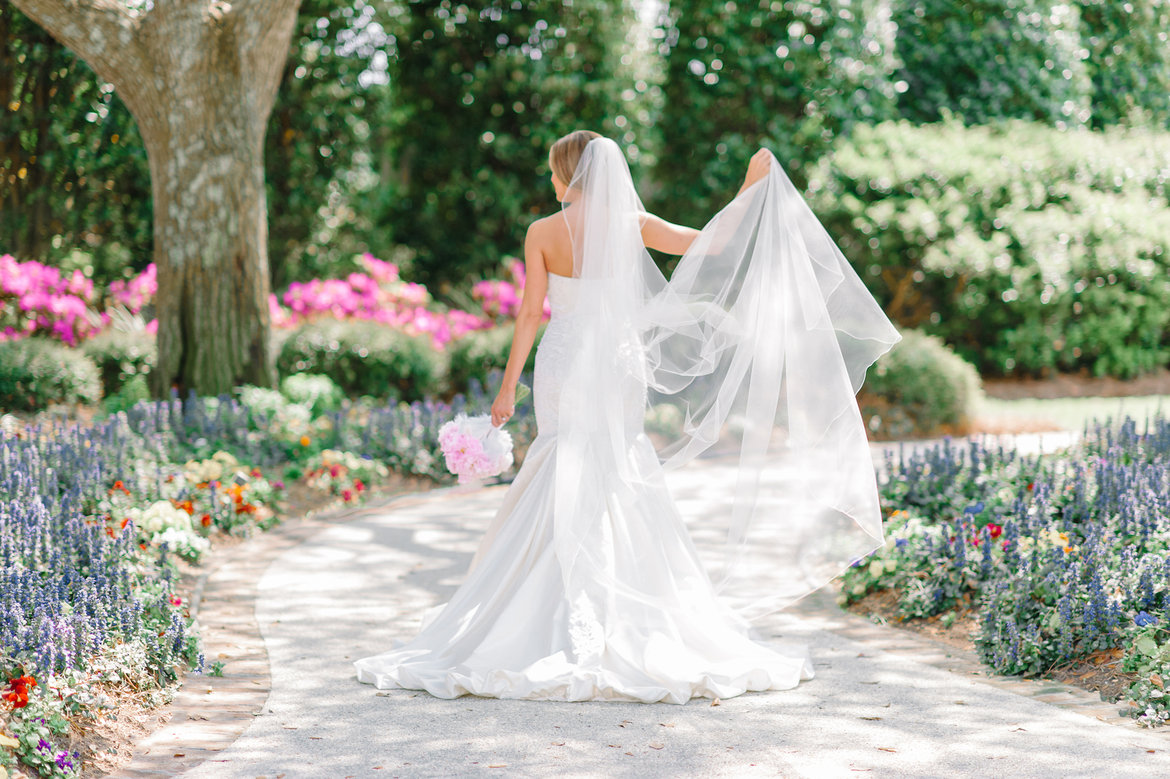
[{"left": 438, "top": 414, "right": 514, "bottom": 485}]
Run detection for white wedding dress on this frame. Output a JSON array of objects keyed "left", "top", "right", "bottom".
[
  {"left": 355, "top": 139, "right": 900, "bottom": 703},
  {"left": 354, "top": 272, "right": 815, "bottom": 702}
]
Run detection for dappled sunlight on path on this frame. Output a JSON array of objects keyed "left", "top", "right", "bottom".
[{"left": 175, "top": 446, "right": 1169, "bottom": 778}]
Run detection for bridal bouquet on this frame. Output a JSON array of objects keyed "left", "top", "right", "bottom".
[{"left": 438, "top": 413, "right": 514, "bottom": 485}]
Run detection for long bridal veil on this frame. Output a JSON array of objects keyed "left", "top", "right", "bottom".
[{"left": 554, "top": 138, "right": 901, "bottom": 619}]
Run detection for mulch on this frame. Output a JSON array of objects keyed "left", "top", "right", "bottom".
[
  {"left": 847, "top": 590, "right": 1136, "bottom": 708},
  {"left": 983, "top": 369, "right": 1170, "bottom": 400}
]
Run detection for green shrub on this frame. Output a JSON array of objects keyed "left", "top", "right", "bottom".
[
  {"left": 892, "top": 0, "right": 1091, "bottom": 126},
  {"left": 276, "top": 318, "right": 447, "bottom": 401},
  {"left": 280, "top": 373, "right": 345, "bottom": 414},
  {"left": 811, "top": 120, "right": 1170, "bottom": 378},
  {"left": 0, "top": 338, "right": 101, "bottom": 410},
  {"left": 655, "top": 0, "right": 898, "bottom": 226},
  {"left": 446, "top": 323, "right": 541, "bottom": 394},
  {"left": 1076, "top": 0, "right": 1170, "bottom": 129},
  {"left": 102, "top": 374, "right": 150, "bottom": 414},
  {"left": 82, "top": 328, "right": 157, "bottom": 395},
  {"left": 859, "top": 329, "right": 983, "bottom": 439}
]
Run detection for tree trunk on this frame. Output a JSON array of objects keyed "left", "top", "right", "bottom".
[{"left": 10, "top": 0, "right": 301, "bottom": 396}]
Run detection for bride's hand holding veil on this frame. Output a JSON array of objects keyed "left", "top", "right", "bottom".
[{"left": 737, "top": 148, "right": 772, "bottom": 196}]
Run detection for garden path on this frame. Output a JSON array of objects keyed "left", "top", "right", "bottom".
[{"left": 126, "top": 431, "right": 1170, "bottom": 778}]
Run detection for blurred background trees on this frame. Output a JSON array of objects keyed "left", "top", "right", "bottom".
[{"left": 3, "top": 0, "right": 1170, "bottom": 384}]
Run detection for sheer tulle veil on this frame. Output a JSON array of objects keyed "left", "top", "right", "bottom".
[{"left": 553, "top": 137, "right": 901, "bottom": 618}]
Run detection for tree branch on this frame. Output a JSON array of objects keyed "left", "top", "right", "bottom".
[
  {"left": 229, "top": 0, "right": 302, "bottom": 122},
  {"left": 9, "top": 0, "right": 142, "bottom": 88}
]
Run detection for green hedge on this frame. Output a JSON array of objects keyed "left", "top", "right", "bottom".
[
  {"left": 82, "top": 328, "right": 157, "bottom": 395},
  {"left": 276, "top": 318, "right": 447, "bottom": 401},
  {"left": 891, "top": 0, "right": 1090, "bottom": 126},
  {"left": 1077, "top": 0, "right": 1170, "bottom": 129},
  {"left": 654, "top": 0, "right": 897, "bottom": 227},
  {"left": 859, "top": 329, "right": 983, "bottom": 439},
  {"left": 811, "top": 120, "right": 1170, "bottom": 378},
  {"left": 0, "top": 338, "right": 102, "bottom": 411},
  {"left": 446, "top": 323, "right": 542, "bottom": 394}
]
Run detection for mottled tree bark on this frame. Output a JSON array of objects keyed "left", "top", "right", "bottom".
[{"left": 11, "top": 0, "right": 301, "bottom": 395}]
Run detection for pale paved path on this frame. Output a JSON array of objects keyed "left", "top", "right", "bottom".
[{"left": 158, "top": 433, "right": 1168, "bottom": 777}]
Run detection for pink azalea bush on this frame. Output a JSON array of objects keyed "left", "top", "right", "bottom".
[
  {"left": 0, "top": 251, "right": 538, "bottom": 352},
  {"left": 108, "top": 262, "right": 157, "bottom": 314},
  {"left": 280, "top": 253, "right": 491, "bottom": 347},
  {"left": 472, "top": 258, "right": 551, "bottom": 322},
  {"left": 0, "top": 254, "right": 104, "bottom": 345}
]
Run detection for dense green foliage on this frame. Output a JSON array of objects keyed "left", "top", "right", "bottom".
[
  {"left": 446, "top": 322, "right": 541, "bottom": 395},
  {"left": 0, "top": 338, "right": 101, "bottom": 410},
  {"left": 81, "top": 327, "right": 157, "bottom": 395},
  {"left": 654, "top": 0, "right": 898, "bottom": 227},
  {"left": 383, "top": 0, "right": 640, "bottom": 289},
  {"left": 860, "top": 329, "right": 983, "bottom": 439},
  {"left": 276, "top": 318, "right": 447, "bottom": 401},
  {"left": 0, "top": 1, "right": 151, "bottom": 284},
  {"left": 891, "top": 0, "right": 1090, "bottom": 126},
  {"left": 811, "top": 120, "right": 1170, "bottom": 378},
  {"left": 265, "top": 0, "right": 388, "bottom": 288},
  {"left": 1076, "top": 0, "right": 1170, "bottom": 128}
]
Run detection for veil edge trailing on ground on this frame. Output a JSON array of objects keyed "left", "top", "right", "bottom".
[{"left": 554, "top": 138, "right": 902, "bottom": 618}]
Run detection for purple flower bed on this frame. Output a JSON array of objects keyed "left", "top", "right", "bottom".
[
  {"left": 842, "top": 416, "right": 1170, "bottom": 726},
  {"left": 1, "top": 374, "right": 536, "bottom": 773}
]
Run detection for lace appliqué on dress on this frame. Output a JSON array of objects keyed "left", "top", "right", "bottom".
[{"left": 567, "top": 592, "right": 605, "bottom": 665}]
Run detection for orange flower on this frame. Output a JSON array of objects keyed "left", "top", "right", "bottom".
[
  {"left": 300, "top": 435, "right": 311, "bottom": 447},
  {"left": 174, "top": 499, "right": 195, "bottom": 515},
  {"left": 200, "top": 514, "right": 212, "bottom": 527}
]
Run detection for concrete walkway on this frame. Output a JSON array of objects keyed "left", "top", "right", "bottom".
[{"left": 133, "top": 432, "right": 1169, "bottom": 777}]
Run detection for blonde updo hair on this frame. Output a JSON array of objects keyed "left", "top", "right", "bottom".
[{"left": 550, "top": 130, "right": 602, "bottom": 186}]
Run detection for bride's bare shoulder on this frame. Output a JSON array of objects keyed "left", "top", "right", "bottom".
[{"left": 526, "top": 212, "right": 570, "bottom": 244}]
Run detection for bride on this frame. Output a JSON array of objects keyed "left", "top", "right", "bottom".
[{"left": 354, "top": 131, "right": 901, "bottom": 703}]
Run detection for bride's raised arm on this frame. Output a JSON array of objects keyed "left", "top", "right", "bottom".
[{"left": 639, "top": 148, "right": 773, "bottom": 256}]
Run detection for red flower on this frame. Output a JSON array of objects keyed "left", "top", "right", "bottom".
[
  {"left": 1026, "top": 482, "right": 1034, "bottom": 491},
  {"left": 986, "top": 523, "right": 1003, "bottom": 539},
  {"left": 2, "top": 675, "right": 36, "bottom": 709},
  {"left": 169, "top": 595, "right": 182, "bottom": 607},
  {"left": 251, "top": 468, "right": 262, "bottom": 478},
  {"left": 353, "top": 479, "right": 366, "bottom": 493},
  {"left": 200, "top": 514, "right": 212, "bottom": 527},
  {"left": 329, "top": 465, "right": 342, "bottom": 478},
  {"left": 342, "top": 489, "right": 354, "bottom": 502}
]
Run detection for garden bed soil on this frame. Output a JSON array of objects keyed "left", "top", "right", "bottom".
[
  {"left": 983, "top": 368, "right": 1170, "bottom": 400},
  {"left": 847, "top": 590, "right": 1135, "bottom": 708},
  {"left": 68, "top": 472, "right": 437, "bottom": 779}
]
